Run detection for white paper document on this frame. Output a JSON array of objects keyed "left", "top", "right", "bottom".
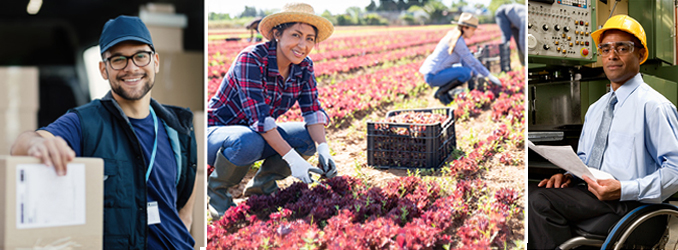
[
  {"left": 16, "top": 163, "right": 86, "bottom": 229},
  {"left": 528, "top": 140, "right": 615, "bottom": 181}
]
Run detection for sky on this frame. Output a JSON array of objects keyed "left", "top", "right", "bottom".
[{"left": 208, "top": 0, "right": 493, "bottom": 17}]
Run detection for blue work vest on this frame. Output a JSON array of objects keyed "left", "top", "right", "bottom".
[{"left": 71, "top": 94, "right": 196, "bottom": 250}]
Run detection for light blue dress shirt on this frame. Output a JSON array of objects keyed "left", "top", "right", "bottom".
[
  {"left": 577, "top": 73, "right": 678, "bottom": 203},
  {"left": 418, "top": 34, "right": 491, "bottom": 77}
]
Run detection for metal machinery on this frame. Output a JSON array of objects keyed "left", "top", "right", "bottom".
[
  {"left": 528, "top": 0, "right": 596, "bottom": 64},
  {"left": 528, "top": 0, "right": 599, "bottom": 180},
  {"left": 528, "top": 0, "right": 678, "bottom": 248}
]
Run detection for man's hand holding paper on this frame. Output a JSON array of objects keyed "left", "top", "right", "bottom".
[
  {"left": 583, "top": 175, "right": 622, "bottom": 200},
  {"left": 528, "top": 140, "right": 615, "bottom": 181}
]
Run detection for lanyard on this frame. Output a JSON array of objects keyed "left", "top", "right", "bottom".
[{"left": 145, "top": 106, "right": 158, "bottom": 182}]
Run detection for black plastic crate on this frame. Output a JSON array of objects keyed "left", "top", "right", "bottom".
[{"left": 367, "top": 108, "right": 456, "bottom": 169}]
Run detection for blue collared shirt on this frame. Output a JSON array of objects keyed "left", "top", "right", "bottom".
[
  {"left": 577, "top": 73, "right": 678, "bottom": 203},
  {"left": 418, "top": 34, "right": 490, "bottom": 77}
]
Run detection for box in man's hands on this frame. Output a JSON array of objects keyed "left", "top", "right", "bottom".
[{"left": 0, "top": 156, "right": 103, "bottom": 250}]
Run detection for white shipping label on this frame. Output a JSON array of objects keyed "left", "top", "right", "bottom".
[{"left": 16, "top": 163, "right": 86, "bottom": 229}]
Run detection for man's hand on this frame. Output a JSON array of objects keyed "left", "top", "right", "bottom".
[
  {"left": 537, "top": 173, "right": 572, "bottom": 188},
  {"left": 11, "top": 131, "right": 75, "bottom": 176},
  {"left": 583, "top": 175, "right": 621, "bottom": 201}
]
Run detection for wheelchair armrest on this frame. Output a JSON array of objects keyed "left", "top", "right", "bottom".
[
  {"left": 558, "top": 236, "right": 604, "bottom": 250},
  {"left": 572, "top": 228, "right": 607, "bottom": 241}
]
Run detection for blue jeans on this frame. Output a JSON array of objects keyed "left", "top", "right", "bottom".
[
  {"left": 207, "top": 122, "right": 316, "bottom": 166},
  {"left": 424, "top": 66, "right": 473, "bottom": 87}
]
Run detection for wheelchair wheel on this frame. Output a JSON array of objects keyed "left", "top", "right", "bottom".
[{"left": 604, "top": 205, "right": 678, "bottom": 250}]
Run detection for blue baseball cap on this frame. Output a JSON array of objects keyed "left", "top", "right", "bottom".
[{"left": 99, "top": 15, "right": 154, "bottom": 54}]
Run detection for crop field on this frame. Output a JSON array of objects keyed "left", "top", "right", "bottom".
[{"left": 206, "top": 24, "right": 525, "bottom": 249}]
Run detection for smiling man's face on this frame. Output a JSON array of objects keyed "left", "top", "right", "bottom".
[
  {"left": 99, "top": 41, "right": 159, "bottom": 101},
  {"left": 600, "top": 30, "right": 644, "bottom": 90}
]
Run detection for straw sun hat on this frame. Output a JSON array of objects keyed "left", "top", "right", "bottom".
[
  {"left": 258, "top": 3, "right": 334, "bottom": 43},
  {"left": 451, "top": 12, "right": 479, "bottom": 28}
]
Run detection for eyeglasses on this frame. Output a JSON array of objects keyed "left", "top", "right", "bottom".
[
  {"left": 104, "top": 51, "right": 154, "bottom": 70},
  {"left": 597, "top": 41, "right": 642, "bottom": 56}
]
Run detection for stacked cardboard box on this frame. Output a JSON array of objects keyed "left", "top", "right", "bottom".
[
  {"left": 191, "top": 111, "right": 205, "bottom": 248},
  {"left": 0, "top": 67, "right": 39, "bottom": 155},
  {"left": 152, "top": 51, "right": 204, "bottom": 113}
]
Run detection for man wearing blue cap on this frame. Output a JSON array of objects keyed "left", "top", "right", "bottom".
[{"left": 11, "top": 15, "right": 197, "bottom": 249}]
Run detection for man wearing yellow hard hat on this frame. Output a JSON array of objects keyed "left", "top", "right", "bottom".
[{"left": 528, "top": 15, "right": 678, "bottom": 249}]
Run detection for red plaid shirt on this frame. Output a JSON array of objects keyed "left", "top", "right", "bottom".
[{"left": 208, "top": 41, "right": 328, "bottom": 132}]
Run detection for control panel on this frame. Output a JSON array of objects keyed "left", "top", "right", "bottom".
[{"left": 527, "top": 0, "right": 595, "bottom": 63}]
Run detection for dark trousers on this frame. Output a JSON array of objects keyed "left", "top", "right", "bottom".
[{"left": 527, "top": 182, "right": 642, "bottom": 249}]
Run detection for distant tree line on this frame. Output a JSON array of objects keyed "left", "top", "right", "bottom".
[
  {"left": 209, "top": 0, "right": 524, "bottom": 27},
  {"left": 367, "top": 0, "right": 430, "bottom": 11},
  {"left": 208, "top": 6, "right": 272, "bottom": 20}
]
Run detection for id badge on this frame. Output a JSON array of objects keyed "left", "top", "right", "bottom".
[{"left": 147, "top": 201, "right": 161, "bottom": 225}]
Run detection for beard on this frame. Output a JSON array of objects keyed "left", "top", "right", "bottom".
[{"left": 110, "top": 73, "right": 154, "bottom": 101}]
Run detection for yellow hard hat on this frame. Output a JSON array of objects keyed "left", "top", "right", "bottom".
[{"left": 591, "top": 15, "right": 648, "bottom": 64}]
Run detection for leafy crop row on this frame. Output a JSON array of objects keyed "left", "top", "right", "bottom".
[{"left": 208, "top": 175, "right": 521, "bottom": 249}]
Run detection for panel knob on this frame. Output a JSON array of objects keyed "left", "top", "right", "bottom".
[{"left": 527, "top": 34, "right": 537, "bottom": 49}]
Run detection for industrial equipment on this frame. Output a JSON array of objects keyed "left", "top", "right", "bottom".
[{"left": 528, "top": 0, "right": 597, "bottom": 65}]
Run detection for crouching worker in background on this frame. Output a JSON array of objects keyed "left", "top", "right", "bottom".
[{"left": 419, "top": 12, "right": 502, "bottom": 105}]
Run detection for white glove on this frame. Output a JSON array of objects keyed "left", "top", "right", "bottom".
[
  {"left": 317, "top": 143, "right": 338, "bottom": 178},
  {"left": 282, "top": 149, "right": 323, "bottom": 184},
  {"left": 488, "top": 74, "right": 502, "bottom": 86}
]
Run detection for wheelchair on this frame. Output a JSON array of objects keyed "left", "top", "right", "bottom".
[{"left": 558, "top": 203, "right": 678, "bottom": 250}]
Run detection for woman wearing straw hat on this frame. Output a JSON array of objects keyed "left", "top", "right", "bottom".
[
  {"left": 206, "top": 3, "right": 338, "bottom": 218},
  {"left": 419, "top": 12, "right": 503, "bottom": 105}
]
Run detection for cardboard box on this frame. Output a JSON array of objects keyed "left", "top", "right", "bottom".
[
  {"left": 0, "top": 110, "right": 38, "bottom": 155},
  {"left": 0, "top": 67, "right": 39, "bottom": 110},
  {"left": 0, "top": 67, "right": 39, "bottom": 156},
  {"left": 141, "top": 10, "right": 188, "bottom": 53},
  {"left": 147, "top": 26, "right": 184, "bottom": 52},
  {"left": 191, "top": 111, "right": 205, "bottom": 250},
  {"left": 0, "top": 156, "right": 103, "bottom": 250},
  {"left": 152, "top": 51, "right": 204, "bottom": 113}
]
